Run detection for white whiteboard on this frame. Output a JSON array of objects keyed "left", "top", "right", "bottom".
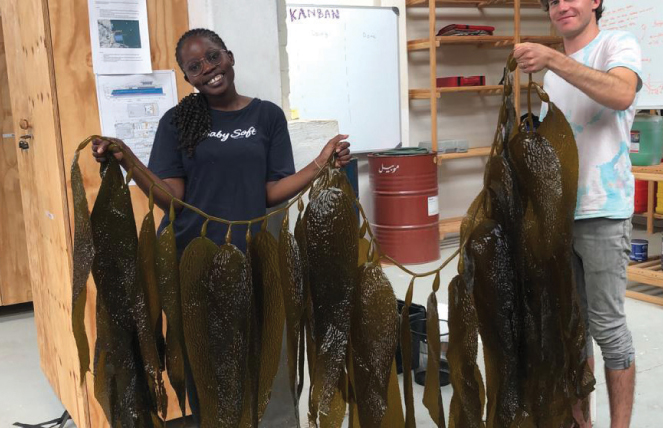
[
  {"left": 286, "top": 5, "right": 401, "bottom": 153},
  {"left": 601, "top": 0, "right": 663, "bottom": 108}
]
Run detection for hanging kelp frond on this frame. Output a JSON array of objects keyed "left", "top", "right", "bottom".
[
  {"left": 305, "top": 183, "right": 358, "bottom": 425},
  {"left": 155, "top": 202, "right": 186, "bottom": 419},
  {"left": 449, "top": 57, "right": 595, "bottom": 428},
  {"left": 278, "top": 213, "right": 306, "bottom": 423},
  {"left": 89, "top": 157, "right": 162, "bottom": 427},
  {"left": 71, "top": 149, "right": 94, "bottom": 384},
  {"left": 248, "top": 225, "right": 286, "bottom": 420},
  {"left": 350, "top": 261, "right": 399, "bottom": 428}
]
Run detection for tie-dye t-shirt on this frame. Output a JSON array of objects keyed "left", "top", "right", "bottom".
[{"left": 540, "top": 30, "right": 642, "bottom": 220}]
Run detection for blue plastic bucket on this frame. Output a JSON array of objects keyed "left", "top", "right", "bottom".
[{"left": 630, "top": 239, "right": 648, "bottom": 262}]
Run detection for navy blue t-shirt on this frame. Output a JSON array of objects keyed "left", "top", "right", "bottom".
[{"left": 148, "top": 98, "right": 295, "bottom": 254}]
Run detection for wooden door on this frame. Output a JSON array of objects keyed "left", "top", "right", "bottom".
[
  {"left": 0, "top": 0, "right": 91, "bottom": 426},
  {"left": 0, "top": 19, "right": 31, "bottom": 306}
]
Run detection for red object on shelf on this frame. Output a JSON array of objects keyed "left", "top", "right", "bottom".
[
  {"left": 634, "top": 179, "right": 648, "bottom": 214},
  {"left": 437, "top": 24, "right": 495, "bottom": 36},
  {"left": 436, "top": 76, "right": 486, "bottom": 88}
]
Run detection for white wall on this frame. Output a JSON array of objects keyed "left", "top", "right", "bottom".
[{"left": 188, "top": 0, "right": 286, "bottom": 106}]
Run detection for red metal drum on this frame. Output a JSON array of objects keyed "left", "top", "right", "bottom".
[
  {"left": 368, "top": 149, "right": 440, "bottom": 264},
  {"left": 634, "top": 179, "right": 648, "bottom": 214}
]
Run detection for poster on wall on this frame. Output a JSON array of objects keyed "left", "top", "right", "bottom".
[
  {"left": 95, "top": 71, "right": 178, "bottom": 173},
  {"left": 87, "top": 0, "right": 152, "bottom": 74}
]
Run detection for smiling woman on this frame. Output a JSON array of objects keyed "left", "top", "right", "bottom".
[{"left": 89, "top": 27, "right": 352, "bottom": 426}]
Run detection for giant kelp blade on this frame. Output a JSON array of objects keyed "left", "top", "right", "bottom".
[
  {"left": 249, "top": 230, "right": 286, "bottom": 420},
  {"left": 155, "top": 220, "right": 187, "bottom": 419},
  {"left": 400, "top": 279, "right": 416, "bottom": 428},
  {"left": 466, "top": 220, "right": 521, "bottom": 427},
  {"left": 136, "top": 209, "right": 167, "bottom": 419},
  {"left": 351, "top": 263, "right": 399, "bottom": 428},
  {"left": 278, "top": 217, "right": 306, "bottom": 420},
  {"left": 90, "top": 158, "right": 156, "bottom": 425},
  {"left": 207, "top": 244, "right": 253, "bottom": 426},
  {"left": 447, "top": 275, "right": 485, "bottom": 428},
  {"left": 381, "top": 360, "right": 405, "bottom": 428},
  {"left": 71, "top": 151, "right": 94, "bottom": 383},
  {"left": 422, "top": 288, "right": 445, "bottom": 427},
  {"left": 305, "top": 187, "right": 358, "bottom": 421},
  {"left": 180, "top": 236, "right": 220, "bottom": 427}
]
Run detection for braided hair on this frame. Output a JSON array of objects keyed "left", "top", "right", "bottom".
[{"left": 172, "top": 29, "right": 229, "bottom": 157}]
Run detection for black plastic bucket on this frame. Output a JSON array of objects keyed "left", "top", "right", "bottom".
[{"left": 410, "top": 318, "right": 450, "bottom": 387}]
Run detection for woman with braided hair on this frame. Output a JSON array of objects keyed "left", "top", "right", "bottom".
[
  {"left": 92, "top": 28, "right": 351, "bottom": 254},
  {"left": 92, "top": 28, "right": 351, "bottom": 424}
]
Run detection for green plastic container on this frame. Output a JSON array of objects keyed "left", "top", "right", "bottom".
[{"left": 629, "top": 114, "right": 663, "bottom": 166}]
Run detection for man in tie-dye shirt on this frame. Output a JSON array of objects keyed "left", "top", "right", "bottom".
[{"left": 513, "top": 1, "right": 641, "bottom": 427}]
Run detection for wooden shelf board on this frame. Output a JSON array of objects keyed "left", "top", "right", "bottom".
[
  {"left": 409, "top": 84, "right": 533, "bottom": 99},
  {"left": 626, "top": 256, "right": 663, "bottom": 306},
  {"left": 632, "top": 164, "right": 663, "bottom": 181},
  {"left": 408, "top": 35, "right": 562, "bottom": 51},
  {"left": 439, "top": 217, "right": 463, "bottom": 237},
  {"left": 406, "top": 0, "right": 542, "bottom": 8},
  {"left": 437, "top": 146, "right": 492, "bottom": 161}
]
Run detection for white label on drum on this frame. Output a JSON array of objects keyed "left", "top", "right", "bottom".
[{"left": 428, "top": 196, "right": 439, "bottom": 216}]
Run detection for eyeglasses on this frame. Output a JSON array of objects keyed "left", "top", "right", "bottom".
[{"left": 184, "top": 49, "right": 227, "bottom": 77}]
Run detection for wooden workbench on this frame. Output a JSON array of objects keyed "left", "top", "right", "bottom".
[{"left": 628, "top": 164, "right": 663, "bottom": 306}]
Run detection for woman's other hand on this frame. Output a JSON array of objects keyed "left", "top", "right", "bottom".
[
  {"left": 316, "top": 134, "right": 351, "bottom": 169},
  {"left": 92, "top": 137, "right": 126, "bottom": 163}
]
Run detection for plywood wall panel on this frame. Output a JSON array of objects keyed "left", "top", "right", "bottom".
[
  {"left": 0, "top": 0, "right": 89, "bottom": 426},
  {"left": 0, "top": 20, "right": 31, "bottom": 306}
]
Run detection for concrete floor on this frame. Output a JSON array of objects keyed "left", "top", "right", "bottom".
[{"left": 1, "top": 229, "right": 662, "bottom": 427}]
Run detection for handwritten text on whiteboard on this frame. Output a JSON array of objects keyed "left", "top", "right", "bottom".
[{"left": 289, "top": 8, "right": 340, "bottom": 22}]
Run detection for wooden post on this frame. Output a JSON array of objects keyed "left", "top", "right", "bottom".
[
  {"left": 429, "top": 0, "right": 438, "bottom": 151},
  {"left": 0, "top": 19, "right": 31, "bottom": 306}
]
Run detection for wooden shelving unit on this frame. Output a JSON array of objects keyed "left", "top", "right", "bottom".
[
  {"left": 627, "top": 257, "right": 663, "bottom": 307},
  {"left": 407, "top": 0, "right": 557, "bottom": 238}
]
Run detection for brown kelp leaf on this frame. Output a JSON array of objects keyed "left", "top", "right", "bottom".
[
  {"left": 155, "top": 210, "right": 186, "bottom": 419},
  {"left": 465, "top": 220, "right": 521, "bottom": 427},
  {"left": 310, "top": 166, "right": 355, "bottom": 202},
  {"left": 249, "top": 229, "right": 286, "bottom": 419},
  {"left": 305, "top": 186, "right": 358, "bottom": 420},
  {"left": 207, "top": 243, "right": 253, "bottom": 427},
  {"left": 180, "top": 236, "right": 220, "bottom": 427},
  {"left": 400, "top": 278, "right": 416, "bottom": 428},
  {"left": 351, "top": 262, "right": 399, "bottom": 428},
  {"left": 357, "top": 237, "right": 371, "bottom": 267},
  {"left": 447, "top": 275, "right": 485, "bottom": 428},
  {"left": 278, "top": 215, "right": 305, "bottom": 419},
  {"left": 380, "top": 360, "right": 405, "bottom": 428},
  {"left": 90, "top": 158, "right": 157, "bottom": 425},
  {"left": 71, "top": 151, "right": 94, "bottom": 383},
  {"left": 422, "top": 276, "right": 445, "bottom": 427},
  {"left": 458, "top": 192, "right": 486, "bottom": 275},
  {"left": 319, "top": 385, "right": 347, "bottom": 428},
  {"left": 295, "top": 211, "right": 319, "bottom": 419},
  {"left": 136, "top": 209, "right": 167, "bottom": 418},
  {"left": 240, "top": 236, "right": 260, "bottom": 428}
]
